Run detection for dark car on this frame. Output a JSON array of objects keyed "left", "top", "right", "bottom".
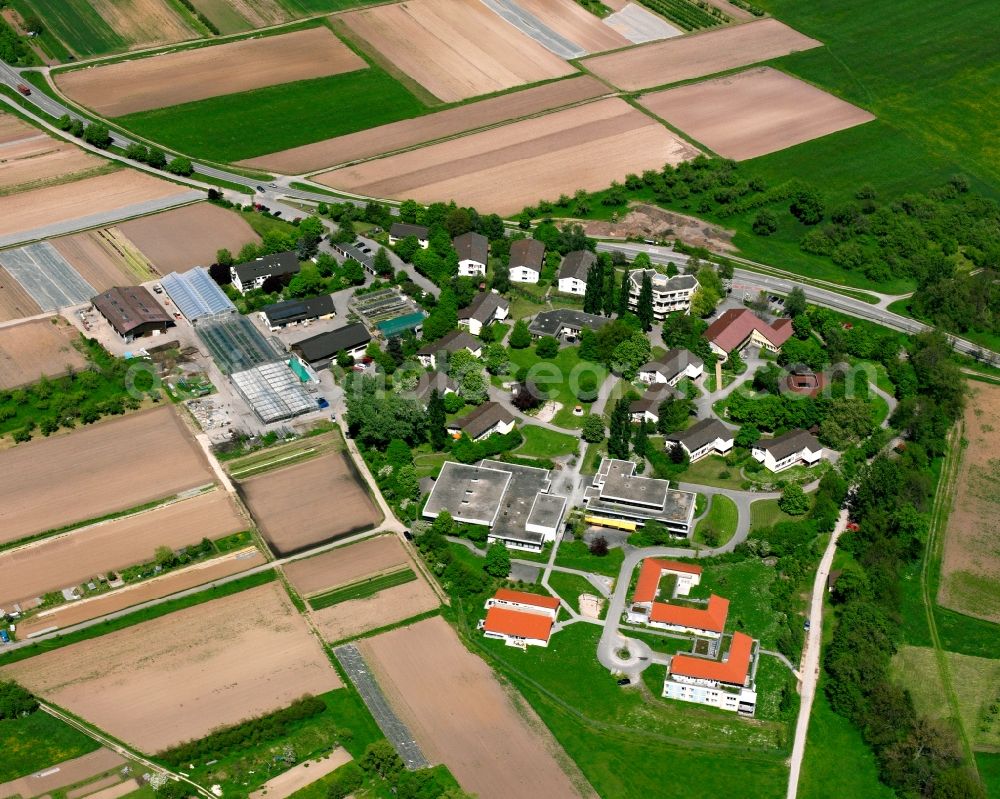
[
  {"left": 403, "top": 530, "right": 414, "bottom": 541},
  {"left": 616, "top": 678, "right": 631, "bottom": 686},
  {"left": 803, "top": 619, "right": 812, "bottom": 631}
]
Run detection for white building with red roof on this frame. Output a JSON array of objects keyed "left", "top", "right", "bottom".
[
  {"left": 663, "top": 631, "right": 758, "bottom": 715},
  {"left": 703, "top": 308, "right": 793, "bottom": 360},
  {"left": 627, "top": 558, "right": 729, "bottom": 638},
  {"left": 480, "top": 589, "right": 560, "bottom": 648}
]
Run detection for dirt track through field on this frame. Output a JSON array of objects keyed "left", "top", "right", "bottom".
[
  {"left": 582, "top": 18, "right": 821, "bottom": 90},
  {"left": 117, "top": 202, "right": 260, "bottom": 273},
  {"left": 317, "top": 98, "right": 699, "bottom": 215},
  {"left": 57, "top": 27, "right": 366, "bottom": 117},
  {"left": 0, "top": 490, "right": 244, "bottom": 607},
  {"left": 239, "top": 75, "right": 608, "bottom": 173},
  {"left": 0, "top": 406, "right": 214, "bottom": 544},
  {"left": 359, "top": 617, "right": 590, "bottom": 799},
  {"left": 939, "top": 382, "right": 1000, "bottom": 623},
  {"left": 341, "top": 0, "right": 576, "bottom": 102},
  {"left": 0, "top": 317, "right": 86, "bottom": 389},
  {"left": 17, "top": 548, "right": 265, "bottom": 638},
  {"left": 640, "top": 67, "right": 875, "bottom": 160},
  {"left": 240, "top": 450, "right": 381, "bottom": 556},
  {"left": 0, "top": 112, "right": 105, "bottom": 191},
  {"left": 3, "top": 583, "right": 342, "bottom": 752},
  {"left": 284, "top": 535, "right": 409, "bottom": 596},
  {"left": 311, "top": 578, "right": 440, "bottom": 642},
  {"left": 0, "top": 265, "right": 41, "bottom": 322}
]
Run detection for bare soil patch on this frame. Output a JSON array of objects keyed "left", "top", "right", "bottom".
[
  {"left": 0, "top": 317, "right": 86, "bottom": 390},
  {"left": 91, "top": 0, "right": 198, "bottom": 50},
  {"left": 0, "top": 406, "right": 214, "bottom": 545},
  {"left": 211, "top": 0, "right": 290, "bottom": 28},
  {"left": 0, "top": 113, "right": 105, "bottom": 193},
  {"left": 939, "top": 382, "right": 1000, "bottom": 623},
  {"left": 582, "top": 18, "right": 821, "bottom": 90},
  {"left": 284, "top": 535, "right": 409, "bottom": 597},
  {"left": 248, "top": 748, "right": 351, "bottom": 799},
  {"left": 317, "top": 98, "right": 698, "bottom": 215},
  {"left": 311, "top": 578, "right": 440, "bottom": 643},
  {"left": 239, "top": 75, "right": 608, "bottom": 174},
  {"left": 0, "top": 171, "right": 192, "bottom": 241},
  {"left": 581, "top": 203, "right": 736, "bottom": 251},
  {"left": 3, "top": 582, "right": 342, "bottom": 753},
  {"left": 508, "top": 0, "right": 628, "bottom": 53},
  {"left": 0, "top": 266, "right": 41, "bottom": 322},
  {"left": 57, "top": 28, "right": 366, "bottom": 117},
  {"left": 0, "top": 490, "right": 244, "bottom": 607},
  {"left": 52, "top": 229, "right": 151, "bottom": 289},
  {"left": 65, "top": 774, "right": 120, "bottom": 799},
  {"left": 640, "top": 67, "right": 875, "bottom": 160},
  {"left": 117, "top": 203, "right": 260, "bottom": 274},
  {"left": 79, "top": 779, "right": 139, "bottom": 799},
  {"left": 240, "top": 450, "right": 381, "bottom": 556},
  {"left": 0, "top": 749, "right": 124, "bottom": 799},
  {"left": 341, "top": 0, "right": 576, "bottom": 103},
  {"left": 18, "top": 548, "right": 265, "bottom": 638},
  {"left": 359, "top": 617, "right": 589, "bottom": 799}
]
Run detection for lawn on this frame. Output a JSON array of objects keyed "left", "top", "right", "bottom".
[
  {"left": 115, "top": 65, "right": 427, "bottom": 163},
  {"left": 554, "top": 539, "right": 624, "bottom": 578},
  {"left": 18, "top": 0, "right": 126, "bottom": 57},
  {"left": 516, "top": 424, "right": 580, "bottom": 459},
  {"left": 547, "top": 571, "right": 602, "bottom": 615},
  {"left": 0, "top": 710, "right": 100, "bottom": 781},
  {"left": 693, "top": 494, "right": 738, "bottom": 547},
  {"left": 506, "top": 345, "right": 607, "bottom": 429},
  {"left": 694, "top": 558, "right": 784, "bottom": 649},
  {"left": 976, "top": 753, "right": 1000, "bottom": 799},
  {"left": 674, "top": 455, "right": 746, "bottom": 490},
  {"left": 753, "top": 653, "right": 798, "bottom": 724},
  {"left": 750, "top": 498, "right": 798, "bottom": 531}
]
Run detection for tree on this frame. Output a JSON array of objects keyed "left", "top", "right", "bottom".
[
  {"left": 735, "top": 424, "right": 760, "bottom": 449},
  {"left": 611, "top": 334, "right": 651, "bottom": 380},
  {"left": 0, "top": 681, "right": 38, "bottom": 719},
  {"left": 602, "top": 262, "right": 617, "bottom": 316},
  {"left": 589, "top": 536, "right": 609, "bottom": 556},
  {"left": 426, "top": 390, "right": 448, "bottom": 450},
  {"left": 484, "top": 343, "right": 509, "bottom": 376},
  {"left": 608, "top": 398, "right": 632, "bottom": 459},
  {"left": 576, "top": 372, "right": 598, "bottom": 402},
  {"left": 509, "top": 319, "right": 532, "bottom": 349},
  {"left": 535, "top": 336, "right": 559, "bottom": 358},
  {"left": 655, "top": 397, "right": 694, "bottom": 434},
  {"left": 146, "top": 148, "right": 167, "bottom": 170},
  {"left": 484, "top": 540, "right": 511, "bottom": 578},
  {"left": 617, "top": 269, "right": 630, "bottom": 316},
  {"left": 689, "top": 287, "right": 718, "bottom": 318},
  {"left": 460, "top": 370, "right": 488, "bottom": 405},
  {"left": 360, "top": 741, "right": 403, "bottom": 779},
  {"left": 790, "top": 187, "right": 825, "bottom": 225},
  {"left": 326, "top": 762, "right": 363, "bottom": 799},
  {"left": 491, "top": 261, "right": 510, "bottom": 293},
  {"left": 22, "top": 14, "right": 43, "bottom": 34},
  {"left": 785, "top": 286, "right": 807, "bottom": 318},
  {"left": 637, "top": 270, "right": 655, "bottom": 331},
  {"left": 125, "top": 142, "right": 149, "bottom": 162},
  {"left": 216, "top": 248, "right": 234, "bottom": 267},
  {"left": 154, "top": 545, "right": 175, "bottom": 567},
  {"left": 422, "top": 288, "right": 458, "bottom": 342},
  {"left": 778, "top": 483, "right": 810, "bottom": 516},
  {"left": 166, "top": 156, "right": 193, "bottom": 176},
  {"left": 752, "top": 209, "right": 779, "bottom": 236},
  {"left": 82, "top": 123, "right": 112, "bottom": 149},
  {"left": 583, "top": 260, "right": 604, "bottom": 314},
  {"left": 582, "top": 413, "right": 604, "bottom": 443},
  {"left": 372, "top": 247, "right": 392, "bottom": 277},
  {"left": 668, "top": 442, "right": 687, "bottom": 464},
  {"left": 632, "top": 418, "right": 651, "bottom": 458}
]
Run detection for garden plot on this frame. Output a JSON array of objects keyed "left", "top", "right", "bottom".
[
  {"left": 0, "top": 489, "right": 244, "bottom": 608},
  {"left": 239, "top": 450, "right": 381, "bottom": 556},
  {"left": 0, "top": 112, "right": 106, "bottom": 192},
  {"left": 484, "top": 0, "right": 627, "bottom": 56},
  {"left": 582, "top": 18, "right": 821, "bottom": 90},
  {"left": 2, "top": 582, "right": 342, "bottom": 753},
  {"left": 116, "top": 203, "right": 260, "bottom": 274},
  {"left": 317, "top": 98, "right": 699, "bottom": 215},
  {"left": 340, "top": 0, "right": 576, "bottom": 102},
  {"left": 0, "top": 243, "right": 95, "bottom": 311},
  {"left": 284, "top": 535, "right": 410, "bottom": 597},
  {"left": 56, "top": 27, "right": 367, "bottom": 118},
  {"left": 0, "top": 266, "right": 41, "bottom": 322},
  {"left": 0, "top": 317, "right": 86, "bottom": 390},
  {"left": 0, "top": 406, "right": 214, "bottom": 545},
  {"left": 640, "top": 67, "right": 876, "bottom": 160},
  {"left": 238, "top": 75, "right": 608, "bottom": 173},
  {"left": 359, "top": 617, "right": 590, "bottom": 799},
  {"left": 52, "top": 228, "right": 155, "bottom": 289}
]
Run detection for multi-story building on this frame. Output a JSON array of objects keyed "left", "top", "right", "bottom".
[
  {"left": 663, "top": 632, "right": 758, "bottom": 716},
  {"left": 751, "top": 429, "right": 824, "bottom": 472},
  {"left": 628, "top": 269, "right": 699, "bottom": 319}
]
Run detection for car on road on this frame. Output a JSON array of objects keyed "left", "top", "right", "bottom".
[
  {"left": 268, "top": 182, "right": 277, "bottom": 188},
  {"left": 256, "top": 185, "right": 265, "bottom": 192},
  {"left": 403, "top": 530, "right": 414, "bottom": 540},
  {"left": 616, "top": 677, "right": 631, "bottom": 686},
  {"left": 803, "top": 619, "right": 811, "bottom": 631}
]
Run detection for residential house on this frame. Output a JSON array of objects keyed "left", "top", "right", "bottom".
[
  {"left": 259, "top": 295, "right": 335, "bottom": 331},
  {"left": 630, "top": 384, "right": 679, "bottom": 424},
  {"left": 231, "top": 251, "right": 299, "bottom": 294},
  {"left": 416, "top": 329, "right": 482, "bottom": 369},
  {"left": 454, "top": 231, "right": 489, "bottom": 277},
  {"left": 638, "top": 348, "right": 704, "bottom": 386},
  {"left": 458, "top": 291, "right": 509, "bottom": 336},
  {"left": 330, "top": 241, "right": 374, "bottom": 274},
  {"left": 751, "top": 429, "right": 824, "bottom": 472},
  {"left": 583, "top": 458, "right": 697, "bottom": 537},
  {"left": 509, "top": 239, "right": 545, "bottom": 284},
  {"left": 480, "top": 589, "right": 560, "bottom": 648},
  {"left": 446, "top": 401, "right": 515, "bottom": 441},
  {"left": 664, "top": 632, "right": 758, "bottom": 715},
  {"left": 628, "top": 270, "right": 699, "bottom": 319},
  {"left": 666, "top": 418, "right": 734, "bottom": 462},
  {"left": 556, "top": 250, "right": 595, "bottom": 295},
  {"left": 527, "top": 308, "right": 608, "bottom": 340},
  {"left": 291, "top": 323, "right": 371, "bottom": 368},
  {"left": 412, "top": 371, "right": 457, "bottom": 407},
  {"left": 388, "top": 222, "right": 429, "bottom": 249},
  {"left": 632, "top": 558, "right": 703, "bottom": 604},
  {"left": 703, "top": 308, "right": 793, "bottom": 360},
  {"left": 91, "top": 286, "right": 173, "bottom": 342}
]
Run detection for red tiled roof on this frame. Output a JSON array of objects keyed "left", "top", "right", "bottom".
[
  {"left": 493, "top": 588, "right": 561, "bottom": 611},
  {"left": 670, "top": 631, "right": 753, "bottom": 685},
  {"left": 704, "top": 309, "right": 793, "bottom": 353},
  {"left": 483, "top": 607, "right": 554, "bottom": 642},
  {"left": 649, "top": 594, "right": 729, "bottom": 633},
  {"left": 633, "top": 558, "right": 703, "bottom": 603}
]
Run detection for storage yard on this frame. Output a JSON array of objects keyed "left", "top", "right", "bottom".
[
  {"left": 317, "top": 98, "right": 699, "bottom": 214},
  {"left": 1, "top": 582, "right": 342, "bottom": 752},
  {"left": 283, "top": 535, "right": 411, "bottom": 597},
  {"left": 0, "top": 317, "right": 87, "bottom": 389},
  {"left": 640, "top": 67, "right": 876, "bottom": 160},
  {"left": 0, "top": 406, "right": 214, "bottom": 544},
  {"left": 55, "top": 27, "right": 367, "bottom": 117},
  {"left": 0, "top": 112, "right": 106, "bottom": 191}
]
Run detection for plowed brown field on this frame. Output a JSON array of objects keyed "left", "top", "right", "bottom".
[
  {"left": 91, "top": 0, "right": 198, "bottom": 50},
  {"left": 640, "top": 67, "right": 875, "bottom": 160},
  {"left": 57, "top": 27, "right": 366, "bottom": 117},
  {"left": 0, "top": 490, "right": 244, "bottom": 607},
  {"left": 311, "top": 578, "right": 439, "bottom": 642},
  {"left": 340, "top": 0, "right": 576, "bottom": 102},
  {"left": 0, "top": 265, "right": 41, "bottom": 322},
  {"left": 0, "top": 316, "right": 86, "bottom": 389},
  {"left": 284, "top": 535, "right": 409, "bottom": 596},
  {"left": 2, "top": 582, "right": 342, "bottom": 752},
  {"left": 52, "top": 228, "right": 151, "bottom": 289},
  {"left": 0, "top": 406, "right": 214, "bottom": 544},
  {"left": 240, "top": 450, "right": 381, "bottom": 556},
  {"left": 117, "top": 203, "right": 260, "bottom": 273},
  {"left": 239, "top": 75, "right": 608, "bottom": 173},
  {"left": 359, "top": 617, "right": 590, "bottom": 799},
  {"left": 0, "top": 113, "right": 105, "bottom": 192},
  {"left": 0, "top": 750, "right": 124, "bottom": 799},
  {"left": 582, "top": 18, "right": 821, "bottom": 90},
  {"left": 316, "top": 98, "right": 699, "bottom": 215}
]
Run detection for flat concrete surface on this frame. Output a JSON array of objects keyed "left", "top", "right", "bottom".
[{"left": 604, "top": 3, "right": 682, "bottom": 42}]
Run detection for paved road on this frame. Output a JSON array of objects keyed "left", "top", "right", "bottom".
[{"left": 786, "top": 508, "right": 848, "bottom": 799}]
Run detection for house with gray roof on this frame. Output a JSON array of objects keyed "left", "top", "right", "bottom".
[
  {"left": 446, "top": 401, "right": 515, "bottom": 441},
  {"left": 666, "top": 418, "right": 734, "bottom": 462},
  {"left": 454, "top": 232, "right": 488, "bottom": 277},
  {"left": 628, "top": 269, "right": 699, "bottom": 319},
  {"left": 639, "top": 348, "right": 704, "bottom": 386},
  {"left": 416, "top": 329, "right": 482, "bottom": 369},
  {"left": 509, "top": 239, "right": 545, "bottom": 284},
  {"left": 557, "top": 250, "right": 596, "bottom": 296},
  {"left": 458, "top": 292, "right": 509, "bottom": 336},
  {"left": 751, "top": 429, "right": 824, "bottom": 472}
]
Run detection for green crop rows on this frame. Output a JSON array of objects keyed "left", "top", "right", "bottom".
[{"left": 309, "top": 568, "right": 416, "bottom": 610}]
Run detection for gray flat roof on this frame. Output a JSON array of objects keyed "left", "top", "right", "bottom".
[
  {"left": 600, "top": 459, "right": 669, "bottom": 509},
  {"left": 527, "top": 492, "right": 567, "bottom": 531},
  {"left": 479, "top": 459, "right": 558, "bottom": 546},
  {"left": 528, "top": 308, "right": 609, "bottom": 337},
  {"left": 423, "top": 461, "right": 511, "bottom": 527},
  {"left": 586, "top": 458, "right": 696, "bottom": 527}
]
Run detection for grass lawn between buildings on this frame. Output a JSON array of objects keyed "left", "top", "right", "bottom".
[
  {"left": 749, "top": 498, "right": 799, "bottom": 531},
  {"left": 693, "top": 494, "right": 738, "bottom": 547},
  {"left": 516, "top": 424, "right": 579, "bottom": 459},
  {"left": 554, "top": 539, "right": 624, "bottom": 579},
  {"left": 506, "top": 345, "right": 606, "bottom": 430}
]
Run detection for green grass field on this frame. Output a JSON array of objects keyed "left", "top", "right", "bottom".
[
  {"left": 506, "top": 345, "right": 607, "bottom": 429},
  {"left": 0, "top": 711, "right": 100, "bottom": 781},
  {"left": 554, "top": 539, "right": 624, "bottom": 578},
  {"left": 18, "top": 0, "right": 125, "bottom": 57},
  {"left": 695, "top": 559, "right": 784, "bottom": 648},
  {"left": 750, "top": 498, "right": 798, "bottom": 531},
  {"left": 308, "top": 568, "right": 416, "bottom": 610},
  {"left": 694, "top": 494, "right": 738, "bottom": 546},
  {"left": 674, "top": 455, "right": 746, "bottom": 490},
  {"left": 516, "top": 425, "right": 579, "bottom": 459},
  {"left": 115, "top": 67, "right": 427, "bottom": 163},
  {"left": 547, "top": 571, "right": 601, "bottom": 615},
  {"left": 977, "top": 753, "right": 1000, "bottom": 799}
]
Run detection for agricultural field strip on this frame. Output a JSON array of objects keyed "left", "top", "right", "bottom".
[
  {"left": 481, "top": 0, "right": 587, "bottom": 59},
  {"left": 0, "top": 748, "right": 125, "bottom": 799},
  {"left": 0, "top": 242, "right": 95, "bottom": 310},
  {"left": 603, "top": 3, "right": 683, "bottom": 43},
  {"left": 0, "top": 318, "right": 87, "bottom": 389},
  {"left": 282, "top": 534, "right": 411, "bottom": 597},
  {"left": 308, "top": 568, "right": 416, "bottom": 610},
  {"left": 490, "top": 0, "right": 629, "bottom": 54}
]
